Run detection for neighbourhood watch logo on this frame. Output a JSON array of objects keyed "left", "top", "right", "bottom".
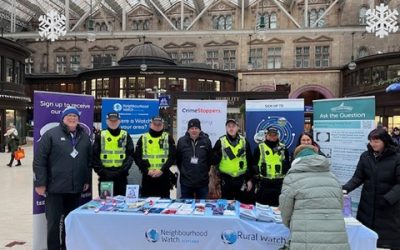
[
  {"left": 113, "top": 103, "right": 123, "bottom": 112},
  {"left": 145, "top": 229, "right": 160, "bottom": 243},
  {"left": 221, "top": 230, "right": 237, "bottom": 244}
]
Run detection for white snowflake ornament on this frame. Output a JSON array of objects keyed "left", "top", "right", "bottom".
[
  {"left": 38, "top": 10, "right": 67, "bottom": 42},
  {"left": 366, "top": 3, "right": 399, "bottom": 38}
]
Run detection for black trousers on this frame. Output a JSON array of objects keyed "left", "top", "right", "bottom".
[
  {"left": 255, "top": 179, "right": 283, "bottom": 206},
  {"left": 45, "top": 193, "right": 80, "bottom": 250},
  {"left": 141, "top": 172, "right": 170, "bottom": 198},
  {"left": 220, "top": 174, "right": 255, "bottom": 204}
]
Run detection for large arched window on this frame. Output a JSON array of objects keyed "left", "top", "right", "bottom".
[
  {"left": 308, "top": 8, "right": 325, "bottom": 27},
  {"left": 213, "top": 15, "right": 233, "bottom": 30},
  {"left": 100, "top": 22, "right": 108, "bottom": 31},
  {"left": 359, "top": 6, "right": 368, "bottom": 25}
]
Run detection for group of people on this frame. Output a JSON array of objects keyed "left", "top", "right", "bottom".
[{"left": 32, "top": 105, "right": 400, "bottom": 250}]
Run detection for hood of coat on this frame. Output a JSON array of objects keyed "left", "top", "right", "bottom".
[{"left": 288, "top": 154, "right": 330, "bottom": 174}]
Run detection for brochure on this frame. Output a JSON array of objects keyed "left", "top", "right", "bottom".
[{"left": 99, "top": 181, "right": 114, "bottom": 199}]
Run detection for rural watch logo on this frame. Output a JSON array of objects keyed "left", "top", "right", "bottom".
[
  {"left": 145, "top": 229, "right": 160, "bottom": 243},
  {"left": 113, "top": 103, "right": 123, "bottom": 112},
  {"left": 221, "top": 230, "right": 237, "bottom": 244}
]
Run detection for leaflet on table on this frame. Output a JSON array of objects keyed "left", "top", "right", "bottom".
[
  {"left": 99, "top": 181, "right": 114, "bottom": 199},
  {"left": 239, "top": 203, "right": 282, "bottom": 223},
  {"left": 125, "top": 185, "right": 139, "bottom": 204}
]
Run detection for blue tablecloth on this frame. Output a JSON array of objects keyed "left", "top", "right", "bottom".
[{"left": 65, "top": 206, "right": 377, "bottom": 250}]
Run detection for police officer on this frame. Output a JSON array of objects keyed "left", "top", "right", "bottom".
[
  {"left": 253, "top": 127, "right": 289, "bottom": 206},
  {"left": 134, "top": 116, "right": 176, "bottom": 198},
  {"left": 213, "top": 119, "right": 255, "bottom": 204},
  {"left": 92, "top": 112, "right": 134, "bottom": 196}
]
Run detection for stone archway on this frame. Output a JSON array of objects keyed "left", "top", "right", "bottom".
[
  {"left": 250, "top": 85, "right": 275, "bottom": 92},
  {"left": 289, "top": 84, "right": 335, "bottom": 101}
]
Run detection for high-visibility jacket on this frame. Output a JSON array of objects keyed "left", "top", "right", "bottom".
[
  {"left": 257, "top": 142, "right": 286, "bottom": 179},
  {"left": 142, "top": 132, "right": 169, "bottom": 170},
  {"left": 219, "top": 135, "right": 247, "bottom": 177},
  {"left": 100, "top": 130, "right": 128, "bottom": 168}
]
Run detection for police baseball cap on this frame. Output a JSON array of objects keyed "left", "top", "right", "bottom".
[
  {"left": 106, "top": 112, "right": 120, "bottom": 120},
  {"left": 265, "top": 127, "right": 278, "bottom": 134},
  {"left": 151, "top": 116, "right": 164, "bottom": 123},
  {"left": 225, "top": 119, "right": 238, "bottom": 126}
]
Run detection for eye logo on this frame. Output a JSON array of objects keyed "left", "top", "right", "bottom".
[
  {"left": 221, "top": 230, "right": 237, "bottom": 244},
  {"left": 113, "top": 103, "right": 122, "bottom": 112},
  {"left": 145, "top": 229, "right": 160, "bottom": 243}
]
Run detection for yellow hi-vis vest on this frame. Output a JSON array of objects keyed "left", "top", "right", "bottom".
[
  {"left": 257, "top": 142, "right": 286, "bottom": 179},
  {"left": 219, "top": 135, "right": 247, "bottom": 177},
  {"left": 142, "top": 132, "right": 169, "bottom": 170},
  {"left": 100, "top": 130, "right": 128, "bottom": 168}
]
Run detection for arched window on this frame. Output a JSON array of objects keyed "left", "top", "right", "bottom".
[
  {"left": 143, "top": 20, "right": 149, "bottom": 30},
  {"left": 218, "top": 16, "right": 225, "bottom": 29},
  {"left": 183, "top": 17, "right": 190, "bottom": 30},
  {"left": 225, "top": 15, "right": 232, "bottom": 30},
  {"left": 132, "top": 21, "right": 139, "bottom": 30},
  {"left": 95, "top": 23, "right": 101, "bottom": 32},
  {"left": 270, "top": 12, "right": 277, "bottom": 29},
  {"left": 358, "top": 47, "right": 369, "bottom": 58},
  {"left": 359, "top": 6, "right": 368, "bottom": 25},
  {"left": 308, "top": 8, "right": 325, "bottom": 27},
  {"left": 100, "top": 22, "right": 107, "bottom": 31},
  {"left": 212, "top": 16, "right": 219, "bottom": 29}
]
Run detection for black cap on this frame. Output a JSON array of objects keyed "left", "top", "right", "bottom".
[
  {"left": 151, "top": 116, "right": 164, "bottom": 123},
  {"left": 106, "top": 112, "right": 120, "bottom": 120},
  {"left": 265, "top": 127, "right": 278, "bottom": 134},
  {"left": 188, "top": 118, "right": 201, "bottom": 130},
  {"left": 225, "top": 119, "right": 238, "bottom": 126}
]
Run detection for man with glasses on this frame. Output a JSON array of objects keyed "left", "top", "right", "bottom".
[
  {"left": 33, "top": 106, "right": 92, "bottom": 250},
  {"left": 134, "top": 116, "right": 176, "bottom": 198},
  {"left": 92, "top": 112, "right": 134, "bottom": 196},
  {"left": 253, "top": 126, "right": 289, "bottom": 206}
]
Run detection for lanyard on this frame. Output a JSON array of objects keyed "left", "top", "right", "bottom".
[{"left": 70, "top": 132, "right": 78, "bottom": 147}]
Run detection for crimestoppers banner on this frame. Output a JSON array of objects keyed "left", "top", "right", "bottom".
[
  {"left": 313, "top": 96, "right": 375, "bottom": 214},
  {"left": 176, "top": 99, "right": 227, "bottom": 145},
  {"left": 245, "top": 99, "right": 304, "bottom": 154},
  {"left": 33, "top": 91, "right": 94, "bottom": 250}
]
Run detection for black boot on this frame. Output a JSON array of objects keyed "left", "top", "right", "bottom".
[{"left": 6, "top": 164, "right": 11, "bottom": 167}]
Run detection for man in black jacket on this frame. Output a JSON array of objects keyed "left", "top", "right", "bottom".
[
  {"left": 92, "top": 112, "right": 134, "bottom": 196},
  {"left": 177, "top": 118, "right": 212, "bottom": 199},
  {"left": 134, "top": 116, "right": 176, "bottom": 198},
  {"left": 33, "top": 106, "right": 92, "bottom": 250}
]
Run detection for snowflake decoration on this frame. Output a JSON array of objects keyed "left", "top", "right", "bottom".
[
  {"left": 366, "top": 3, "right": 399, "bottom": 38},
  {"left": 38, "top": 10, "right": 67, "bottom": 42}
]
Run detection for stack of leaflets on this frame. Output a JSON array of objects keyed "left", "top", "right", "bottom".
[
  {"left": 239, "top": 203, "right": 257, "bottom": 220},
  {"left": 176, "top": 204, "right": 194, "bottom": 215}
]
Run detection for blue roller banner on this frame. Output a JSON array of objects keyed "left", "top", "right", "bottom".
[
  {"left": 101, "top": 98, "right": 159, "bottom": 137},
  {"left": 245, "top": 99, "right": 304, "bottom": 155}
]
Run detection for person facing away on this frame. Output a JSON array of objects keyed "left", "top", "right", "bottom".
[
  {"left": 92, "top": 112, "right": 134, "bottom": 196},
  {"left": 5, "top": 125, "right": 21, "bottom": 167},
  {"left": 279, "top": 145, "right": 350, "bottom": 250},
  {"left": 343, "top": 128, "right": 400, "bottom": 250},
  {"left": 176, "top": 118, "right": 212, "bottom": 199},
  {"left": 134, "top": 116, "right": 176, "bottom": 198},
  {"left": 253, "top": 126, "right": 290, "bottom": 206},
  {"left": 33, "top": 106, "right": 92, "bottom": 250},
  {"left": 212, "top": 119, "right": 255, "bottom": 204}
]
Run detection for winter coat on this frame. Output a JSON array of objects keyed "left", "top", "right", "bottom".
[
  {"left": 7, "top": 134, "right": 19, "bottom": 153},
  {"left": 176, "top": 131, "right": 212, "bottom": 188},
  {"left": 279, "top": 154, "right": 350, "bottom": 250},
  {"left": 343, "top": 145, "right": 400, "bottom": 248},
  {"left": 33, "top": 123, "right": 92, "bottom": 194}
]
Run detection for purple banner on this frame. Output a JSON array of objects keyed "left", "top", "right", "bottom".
[{"left": 33, "top": 91, "right": 94, "bottom": 214}]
